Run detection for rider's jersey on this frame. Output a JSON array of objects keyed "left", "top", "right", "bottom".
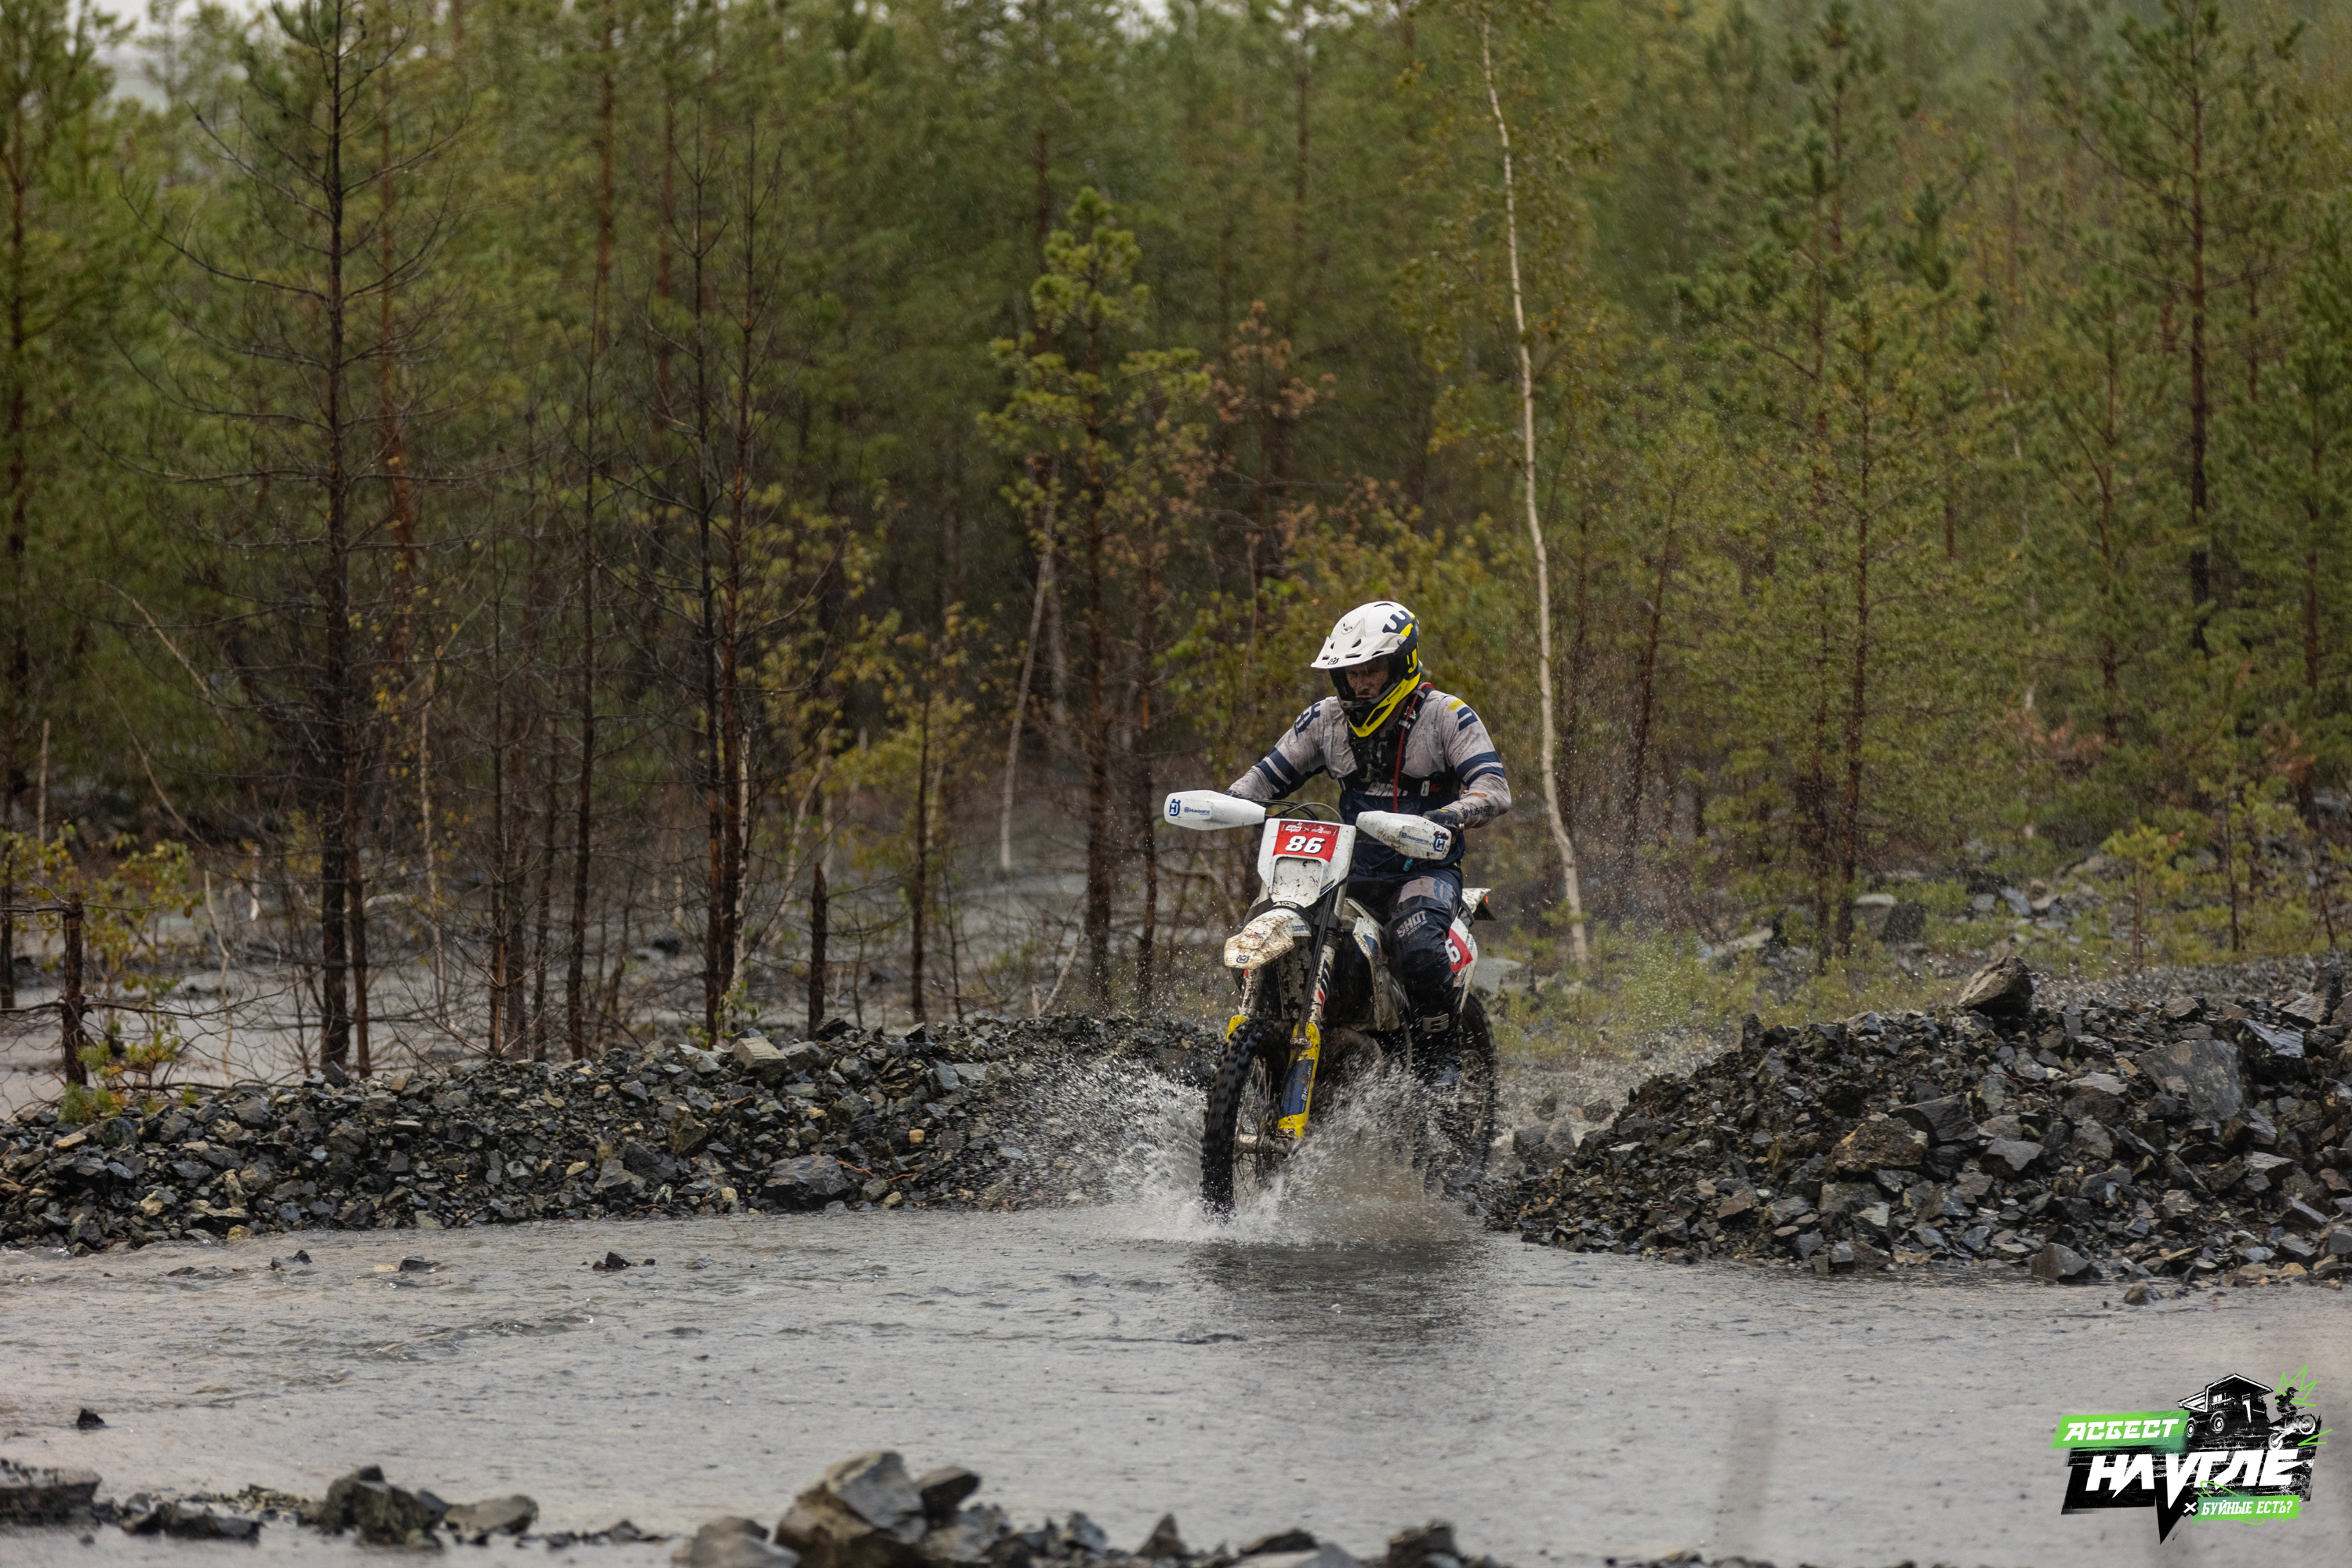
[{"left": 1225, "top": 684, "right": 1512, "bottom": 880}]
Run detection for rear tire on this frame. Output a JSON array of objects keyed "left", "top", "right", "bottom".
[
  {"left": 1445, "top": 993, "right": 1499, "bottom": 1185},
  {"left": 1201, "top": 1019, "right": 1290, "bottom": 1218}
]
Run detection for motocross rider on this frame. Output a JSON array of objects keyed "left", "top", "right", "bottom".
[{"left": 1225, "top": 601, "right": 1511, "bottom": 1082}]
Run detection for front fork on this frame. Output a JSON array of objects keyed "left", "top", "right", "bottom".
[{"left": 1227, "top": 883, "right": 1345, "bottom": 1145}]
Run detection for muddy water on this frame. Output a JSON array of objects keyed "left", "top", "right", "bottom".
[{"left": 7, "top": 1163, "right": 2350, "bottom": 1568}]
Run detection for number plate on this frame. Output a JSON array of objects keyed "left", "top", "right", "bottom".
[
  {"left": 1274, "top": 826, "right": 1338, "bottom": 862},
  {"left": 1443, "top": 928, "right": 1475, "bottom": 974}
]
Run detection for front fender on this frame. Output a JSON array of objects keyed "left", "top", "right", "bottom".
[{"left": 1223, "top": 908, "right": 1312, "bottom": 971}]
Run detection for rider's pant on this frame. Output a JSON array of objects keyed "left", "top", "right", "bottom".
[{"left": 1352, "top": 868, "right": 1461, "bottom": 1029}]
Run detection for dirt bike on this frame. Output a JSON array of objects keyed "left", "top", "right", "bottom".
[{"left": 1163, "top": 789, "right": 1498, "bottom": 1216}]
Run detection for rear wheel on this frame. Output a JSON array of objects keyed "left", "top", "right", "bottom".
[
  {"left": 1450, "top": 993, "right": 1500, "bottom": 1181},
  {"left": 1201, "top": 1019, "right": 1291, "bottom": 1218},
  {"left": 1428, "top": 993, "right": 1498, "bottom": 1189}
]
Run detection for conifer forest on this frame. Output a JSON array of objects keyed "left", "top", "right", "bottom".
[{"left": 5, "top": 0, "right": 2352, "bottom": 1096}]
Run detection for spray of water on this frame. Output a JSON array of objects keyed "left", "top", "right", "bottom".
[{"left": 999, "top": 1055, "right": 1479, "bottom": 1249}]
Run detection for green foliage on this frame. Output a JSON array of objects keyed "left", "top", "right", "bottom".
[{"left": 9, "top": 0, "right": 2352, "bottom": 1065}]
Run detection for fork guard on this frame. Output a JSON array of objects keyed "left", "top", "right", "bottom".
[{"left": 1223, "top": 907, "right": 1312, "bottom": 971}]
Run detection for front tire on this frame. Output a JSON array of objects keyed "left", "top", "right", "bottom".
[{"left": 1201, "top": 1019, "right": 1290, "bottom": 1218}]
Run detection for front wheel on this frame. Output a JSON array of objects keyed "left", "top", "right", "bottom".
[{"left": 1201, "top": 1018, "right": 1291, "bottom": 1218}]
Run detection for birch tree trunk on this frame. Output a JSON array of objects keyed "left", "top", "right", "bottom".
[
  {"left": 1481, "top": 16, "right": 1588, "bottom": 970},
  {"left": 1000, "top": 525, "right": 1053, "bottom": 873}
]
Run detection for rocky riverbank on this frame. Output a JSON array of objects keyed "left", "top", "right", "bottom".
[
  {"left": 5, "top": 1448, "right": 1527, "bottom": 1568},
  {"left": 0, "top": 1015, "right": 1214, "bottom": 1251},
  {"left": 1500, "top": 959, "right": 2352, "bottom": 1290}
]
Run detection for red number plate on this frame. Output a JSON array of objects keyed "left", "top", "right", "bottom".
[
  {"left": 1275, "top": 826, "right": 1338, "bottom": 862},
  {"left": 1444, "top": 929, "right": 1475, "bottom": 973}
]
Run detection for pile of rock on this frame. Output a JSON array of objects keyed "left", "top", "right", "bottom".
[
  {"left": 1504, "top": 960, "right": 2352, "bottom": 1288},
  {"left": 8, "top": 1447, "right": 1502, "bottom": 1568},
  {"left": 0, "top": 1014, "right": 1213, "bottom": 1251},
  {"left": 677, "top": 1450, "right": 1477, "bottom": 1568}
]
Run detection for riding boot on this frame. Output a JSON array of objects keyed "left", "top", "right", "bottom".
[{"left": 1410, "top": 1011, "right": 1463, "bottom": 1090}]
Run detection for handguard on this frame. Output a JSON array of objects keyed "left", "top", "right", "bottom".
[
  {"left": 1164, "top": 790, "right": 1269, "bottom": 831},
  {"left": 1353, "top": 809, "right": 1454, "bottom": 862}
]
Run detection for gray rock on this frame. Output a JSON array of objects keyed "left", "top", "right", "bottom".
[
  {"left": 733, "top": 1036, "right": 789, "bottom": 1087},
  {"left": 2282, "top": 1197, "right": 2334, "bottom": 1233},
  {"left": 444, "top": 1494, "right": 538, "bottom": 1541},
  {"left": 1714, "top": 1186, "right": 1759, "bottom": 1221},
  {"left": 349, "top": 1479, "right": 439, "bottom": 1547},
  {"left": 675, "top": 1519, "right": 799, "bottom": 1568},
  {"left": 765, "top": 1156, "right": 853, "bottom": 1209},
  {"left": 2063, "top": 1073, "right": 2128, "bottom": 1123},
  {"left": 595, "top": 1156, "right": 641, "bottom": 1193},
  {"left": 912, "top": 1468, "right": 980, "bottom": 1523},
  {"left": 1137, "top": 1515, "right": 1189, "bottom": 1559},
  {"left": 2032, "top": 1241, "right": 2092, "bottom": 1283},
  {"left": 0, "top": 1458, "right": 101, "bottom": 1523},
  {"left": 1831, "top": 1113, "right": 1926, "bottom": 1173},
  {"left": 670, "top": 1112, "right": 712, "bottom": 1158},
  {"left": 775, "top": 1450, "right": 926, "bottom": 1568},
  {"left": 2138, "top": 1036, "right": 2245, "bottom": 1121},
  {"left": 122, "top": 1501, "right": 261, "bottom": 1541},
  {"left": 917, "top": 1504, "right": 1009, "bottom": 1566},
  {"left": 1955, "top": 956, "right": 2034, "bottom": 1017},
  {"left": 1817, "top": 1181, "right": 1877, "bottom": 1217},
  {"left": 1054, "top": 1515, "right": 1109, "bottom": 1555},
  {"left": 2238, "top": 1018, "right": 2305, "bottom": 1060},
  {"left": 1242, "top": 1530, "right": 1317, "bottom": 1556},
  {"left": 1984, "top": 1137, "right": 2044, "bottom": 1174},
  {"left": 621, "top": 1139, "right": 677, "bottom": 1182},
  {"left": 1895, "top": 1094, "right": 1979, "bottom": 1145},
  {"left": 2071, "top": 1121, "right": 2114, "bottom": 1163},
  {"left": 1249, "top": 1549, "right": 1363, "bottom": 1568},
  {"left": 305, "top": 1465, "right": 383, "bottom": 1531},
  {"left": 1386, "top": 1522, "right": 1458, "bottom": 1568}
]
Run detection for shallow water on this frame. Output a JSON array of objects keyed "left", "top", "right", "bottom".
[{"left": 6, "top": 1068, "right": 2350, "bottom": 1568}]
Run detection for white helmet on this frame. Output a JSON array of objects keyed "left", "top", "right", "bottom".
[{"left": 1312, "top": 601, "right": 1423, "bottom": 736}]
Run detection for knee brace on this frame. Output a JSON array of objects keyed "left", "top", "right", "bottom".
[{"left": 1389, "top": 907, "right": 1455, "bottom": 1018}]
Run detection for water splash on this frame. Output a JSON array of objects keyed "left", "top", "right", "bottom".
[{"left": 1002, "top": 1055, "right": 1477, "bottom": 1249}]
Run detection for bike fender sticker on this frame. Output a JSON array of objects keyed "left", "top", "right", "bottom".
[{"left": 1444, "top": 924, "right": 1476, "bottom": 974}]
